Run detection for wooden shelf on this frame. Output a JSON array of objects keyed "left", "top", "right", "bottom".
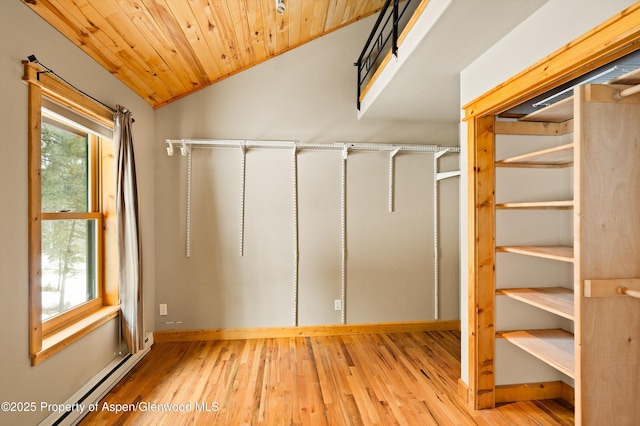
[
  {"left": 496, "top": 200, "right": 573, "bottom": 210},
  {"left": 519, "top": 96, "right": 574, "bottom": 123},
  {"left": 496, "top": 287, "right": 574, "bottom": 320},
  {"left": 497, "top": 329, "right": 575, "bottom": 378},
  {"left": 496, "top": 143, "right": 574, "bottom": 168},
  {"left": 610, "top": 67, "right": 640, "bottom": 85},
  {"left": 496, "top": 245, "right": 574, "bottom": 262}
]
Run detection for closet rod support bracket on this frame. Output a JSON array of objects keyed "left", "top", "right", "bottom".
[
  {"left": 180, "top": 141, "right": 191, "bottom": 156},
  {"left": 613, "top": 82, "right": 640, "bottom": 101},
  {"left": 584, "top": 278, "right": 640, "bottom": 298},
  {"left": 342, "top": 145, "right": 350, "bottom": 160}
]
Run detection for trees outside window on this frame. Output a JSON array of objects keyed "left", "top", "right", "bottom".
[
  {"left": 40, "top": 118, "right": 98, "bottom": 320},
  {"left": 37, "top": 109, "right": 106, "bottom": 335}
]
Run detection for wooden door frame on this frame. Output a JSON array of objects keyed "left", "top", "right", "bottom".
[{"left": 462, "top": 2, "right": 640, "bottom": 411}]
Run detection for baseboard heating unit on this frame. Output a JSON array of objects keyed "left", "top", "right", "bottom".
[{"left": 38, "top": 332, "right": 153, "bottom": 426}]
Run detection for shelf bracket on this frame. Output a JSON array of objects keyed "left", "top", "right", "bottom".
[
  {"left": 341, "top": 144, "right": 348, "bottom": 324},
  {"left": 388, "top": 147, "right": 401, "bottom": 213},
  {"left": 433, "top": 148, "right": 461, "bottom": 181},
  {"left": 437, "top": 170, "right": 461, "bottom": 181},
  {"left": 292, "top": 145, "right": 299, "bottom": 326},
  {"left": 239, "top": 143, "right": 247, "bottom": 257},
  {"left": 584, "top": 278, "right": 640, "bottom": 299},
  {"left": 432, "top": 148, "right": 460, "bottom": 319},
  {"left": 185, "top": 147, "right": 192, "bottom": 258}
]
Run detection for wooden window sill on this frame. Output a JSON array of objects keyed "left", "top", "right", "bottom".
[{"left": 31, "top": 305, "right": 120, "bottom": 366}]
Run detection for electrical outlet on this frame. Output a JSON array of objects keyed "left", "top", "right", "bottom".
[
  {"left": 159, "top": 304, "right": 168, "bottom": 316},
  {"left": 334, "top": 299, "right": 342, "bottom": 311}
]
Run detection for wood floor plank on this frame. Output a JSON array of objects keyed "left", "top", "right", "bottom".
[{"left": 80, "top": 331, "right": 574, "bottom": 425}]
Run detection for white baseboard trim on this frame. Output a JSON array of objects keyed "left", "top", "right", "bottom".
[{"left": 38, "top": 332, "right": 153, "bottom": 426}]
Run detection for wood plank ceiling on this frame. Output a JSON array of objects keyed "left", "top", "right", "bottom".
[{"left": 22, "top": 0, "right": 386, "bottom": 108}]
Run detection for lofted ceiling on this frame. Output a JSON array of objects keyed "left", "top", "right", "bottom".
[{"left": 21, "top": 0, "right": 387, "bottom": 108}]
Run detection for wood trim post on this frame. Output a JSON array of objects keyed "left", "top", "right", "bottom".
[
  {"left": 27, "top": 81, "right": 43, "bottom": 356},
  {"left": 467, "top": 115, "right": 496, "bottom": 409}
]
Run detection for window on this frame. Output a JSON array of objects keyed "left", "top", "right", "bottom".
[
  {"left": 25, "top": 62, "right": 118, "bottom": 365},
  {"left": 40, "top": 109, "right": 104, "bottom": 331}
]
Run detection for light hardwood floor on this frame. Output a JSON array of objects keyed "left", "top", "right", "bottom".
[{"left": 81, "top": 331, "right": 574, "bottom": 425}]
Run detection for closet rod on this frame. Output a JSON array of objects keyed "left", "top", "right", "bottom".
[
  {"left": 613, "top": 82, "right": 640, "bottom": 100},
  {"left": 166, "top": 139, "right": 460, "bottom": 154},
  {"left": 620, "top": 286, "right": 640, "bottom": 299}
]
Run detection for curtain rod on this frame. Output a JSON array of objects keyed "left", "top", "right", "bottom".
[
  {"left": 165, "top": 139, "right": 460, "bottom": 156},
  {"left": 27, "top": 54, "right": 116, "bottom": 115}
]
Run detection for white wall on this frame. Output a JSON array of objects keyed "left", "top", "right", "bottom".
[
  {"left": 154, "top": 15, "right": 460, "bottom": 330},
  {"left": 0, "top": 2, "right": 155, "bottom": 424},
  {"left": 458, "top": 0, "right": 637, "bottom": 385}
]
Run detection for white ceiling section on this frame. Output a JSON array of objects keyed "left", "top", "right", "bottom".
[{"left": 358, "top": 0, "right": 548, "bottom": 122}]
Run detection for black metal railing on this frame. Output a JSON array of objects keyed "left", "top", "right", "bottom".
[{"left": 354, "top": 0, "right": 416, "bottom": 110}]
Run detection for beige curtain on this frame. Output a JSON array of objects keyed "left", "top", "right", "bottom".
[{"left": 114, "top": 105, "right": 143, "bottom": 354}]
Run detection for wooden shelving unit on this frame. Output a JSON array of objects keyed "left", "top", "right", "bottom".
[
  {"left": 463, "top": 14, "right": 640, "bottom": 421},
  {"left": 495, "top": 95, "right": 576, "bottom": 401},
  {"left": 488, "top": 83, "right": 640, "bottom": 423}
]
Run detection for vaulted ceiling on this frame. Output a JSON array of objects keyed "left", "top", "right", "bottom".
[{"left": 22, "top": 0, "right": 386, "bottom": 108}]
